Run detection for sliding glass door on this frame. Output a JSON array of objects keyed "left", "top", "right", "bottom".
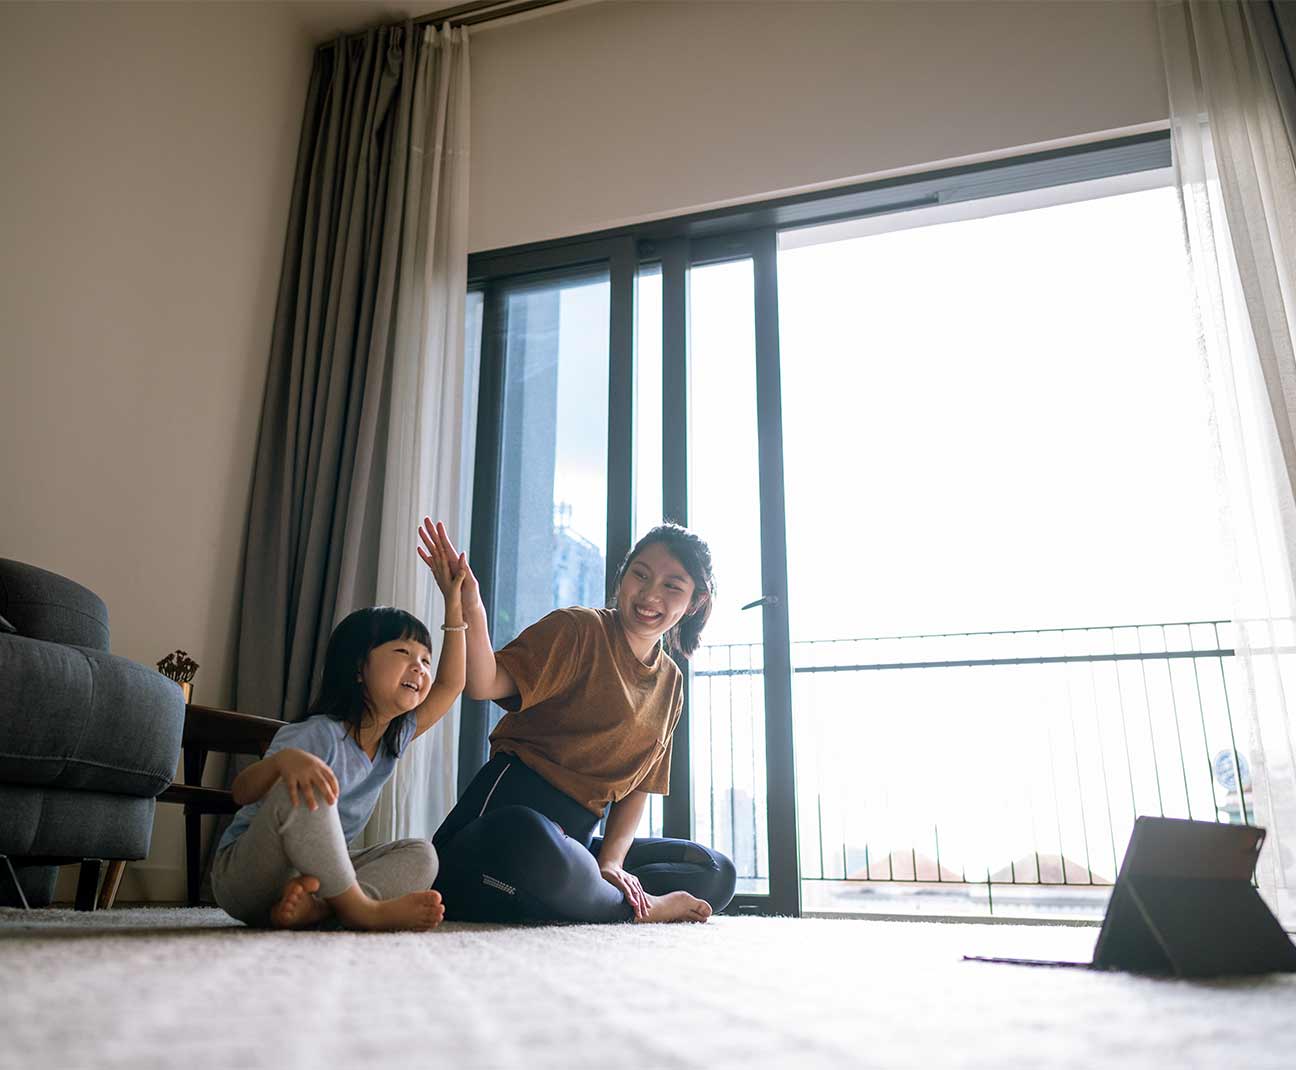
[
  {"left": 672, "top": 237, "right": 798, "bottom": 913},
  {"left": 465, "top": 132, "right": 1179, "bottom": 920}
]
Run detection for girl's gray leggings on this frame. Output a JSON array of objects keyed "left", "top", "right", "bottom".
[{"left": 211, "top": 780, "right": 438, "bottom": 926}]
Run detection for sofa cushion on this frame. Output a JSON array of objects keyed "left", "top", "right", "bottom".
[
  {"left": 0, "top": 634, "right": 183, "bottom": 797},
  {"left": 0, "top": 784, "right": 155, "bottom": 860},
  {"left": 0, "top": 559, "right": 109, "bottom": 652}
]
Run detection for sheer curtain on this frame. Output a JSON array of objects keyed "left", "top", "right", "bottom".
[
  {"left": 1159, "top": 0, "right": 1296, "bottom": 925},
  {"left": 362, "top": 25, "right": 475, "bottom": 845}
]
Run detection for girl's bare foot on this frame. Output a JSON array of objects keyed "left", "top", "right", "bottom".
[
  {"left": 270, "top": 876, "right": 330, "bottom": 929},
  {"left": 336, "top": 889, "right": 445, "bottom": 932},
  {"left": 634, "top": 890, "right": 712, "bottom": 924}
]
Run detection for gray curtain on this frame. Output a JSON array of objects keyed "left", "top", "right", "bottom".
[
  {"left": 235, "top": 23, "right": 436, "bottom": 723},
  {"left": 1260, "top": 1, "right": 1296, "bottom": 147}
]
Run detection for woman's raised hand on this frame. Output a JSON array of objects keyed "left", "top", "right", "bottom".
[{"left": 418, "top": 518, "right": 482, "bottom": 616}]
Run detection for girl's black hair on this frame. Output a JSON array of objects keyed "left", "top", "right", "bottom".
[
  {"left": 610, "top": 523, "right": 716, "bottom": 659},
  {"left": 307, "top": 606, "right": 432, "bottom": 758}
]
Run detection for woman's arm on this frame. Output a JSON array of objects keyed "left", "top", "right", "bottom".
[
  {"left": 597, "top": 791, "right": 651, "bottom": 918},
  {"left": 231, "top": 749, "right": 339, "bottom": 809},
  {"left": 418, "top": 518, "right": 516, "bottom": 701}
]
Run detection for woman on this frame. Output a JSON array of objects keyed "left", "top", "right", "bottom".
[{"left": 418, "top": 519, "right": 736, "bottom": 923}]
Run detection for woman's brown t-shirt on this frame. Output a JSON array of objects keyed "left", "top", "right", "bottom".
[{"left": 489, "top": 607, "right": 683, "bottom": 815}]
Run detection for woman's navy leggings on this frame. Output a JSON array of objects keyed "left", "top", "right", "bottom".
[{"left": 431, "top": 754, "right": 737, "bottom": 923}]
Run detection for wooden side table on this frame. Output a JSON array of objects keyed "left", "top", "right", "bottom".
[{"left": 156, "top": 703, "right": 282, "bottom": 906}]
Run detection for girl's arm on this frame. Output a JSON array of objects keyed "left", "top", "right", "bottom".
[
  {"left": 418, "top": 518, "right": 517, "bottom": 701},
  {"left": 413, "top": 551, "right": 469, "bottom": 740},
  {"left": 597, "top": 790, "right": 652, "bottom": 919},
  {"left": 231, "top": 749, "right": 339, "bottom": 809}
]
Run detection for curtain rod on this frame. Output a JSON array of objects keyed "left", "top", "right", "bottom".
[
  {"left": 317, "top": 0, "right": 575, "bottom": 48},
  {"left": 415, "top": 0, "right": 572, "bottom": 29}
]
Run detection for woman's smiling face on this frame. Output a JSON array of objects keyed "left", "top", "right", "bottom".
[{"left": 617, "top": 541, "right": 698, "bottom": 659}]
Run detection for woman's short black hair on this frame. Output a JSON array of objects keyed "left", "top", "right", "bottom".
[
  {"left": 307, "top": 606, "right": 432, "bottom": 758},
  {"left": 611, "top": 523, "right": 716, "bottom": 659}
]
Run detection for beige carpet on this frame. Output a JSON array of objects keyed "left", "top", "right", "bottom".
[{"left": 1, "top": 907, "right": 1293, "bottom": 1070}]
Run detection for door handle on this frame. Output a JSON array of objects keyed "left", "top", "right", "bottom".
[{"left": 740, "top": 594, "right": 780, "bottom": 611}]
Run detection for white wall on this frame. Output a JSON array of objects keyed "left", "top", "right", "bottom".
[
  {"left": 468, "top": 0, "right": 1169, "bottom": 251},
  {"left": 0, "top": 1, "right": 315, "bottom": 903}
]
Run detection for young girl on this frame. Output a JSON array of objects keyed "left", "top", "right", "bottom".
[
  {"left": 211, "top": 541, "right": 468, "bottom": 931},
  {"left": 417, "top": 519, "right": 736, "bottom": 924}
]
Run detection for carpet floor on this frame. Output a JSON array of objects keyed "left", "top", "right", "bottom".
[{"left": 1, "top": 908, "right": 1293, "bottom": 1070}]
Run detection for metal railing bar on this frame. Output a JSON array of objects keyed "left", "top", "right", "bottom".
[
  {"left": 811, "top": 668, "right": 827, "bottom": 879},
  {"left": 695, "top": 648, "right": 1235, "bottom": 677},
  {"left": 1188, "top": 632, "right": 1217, "bottom": 824},
  {"left": 1216, "top": 622, "right": 1251, "bottom": 826},
  {"left": 1163, "top": 624, "right": 1193, "bottom": 821},
  {"left": 706, "top": 669, "right": 717, "bottom": 857},
  {"left": 1113, "top": 638, "right": 1139, "bottom": 839},
  {"left": 1137, "top": 628, "right": 1166, "bottom": 818},
  {"left": 1088, "top": 640, "right": 1119, "bottom": 881},
  {"left": 727, "top": 644, "right": 737, "bottom": 874},
  {"left": 747, "top": 646, "right": 760, "bottom": 880},
  {"left": 1045, "top": 655, "right": 1068, "bottom": 889},
  {"left": 1064, "top": 656, "right": 1096, "bottom": 886}
]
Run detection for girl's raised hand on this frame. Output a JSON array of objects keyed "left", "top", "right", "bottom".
[{"left": 418, "top": 518, "right": 482, "bottom": 615}]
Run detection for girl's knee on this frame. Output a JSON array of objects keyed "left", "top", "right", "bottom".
[
  {"left": 266, "top": 779, "right": 339, "bottom": 824},
  {"left": 402, "top": 838, "right": 438, "bottom": 887}
]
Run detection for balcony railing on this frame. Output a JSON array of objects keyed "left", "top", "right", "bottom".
[{"left": 684, "top": 620, "right": 1251, "bottom": 916}]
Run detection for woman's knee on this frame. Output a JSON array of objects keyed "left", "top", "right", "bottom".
[
  {"left": 708, "top": 849, "right": 737, "bottom": 912},
  {"left": 460, "top": 806, "right": 601, "bottom": 895}
]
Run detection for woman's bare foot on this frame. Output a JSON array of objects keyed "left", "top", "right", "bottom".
[
  {"left": 270, "top": 876, "right": 330, "bottom": 929},
  {"left": 333, "top": 889, "right": 445, "bottom": 932},
  {"left": 634, "top": 890, "right": 712, "bottom": 924}
]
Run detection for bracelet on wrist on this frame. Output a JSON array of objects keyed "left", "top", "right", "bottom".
[{"left": 441, "top": 623, "right": 468, "bottom": 632}]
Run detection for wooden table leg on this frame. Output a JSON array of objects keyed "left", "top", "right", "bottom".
[
  {"left": 183, "top": 744, "right": 208, "bottom": 906},
  {"left": 75, "top": 860, "right": 102, "bottom": 912},
  {"left": 185, "top": 806, "right": 202, "bottom": 905},
  {"left": 97, "top": 860, "right": 126, "bottom": 910}
]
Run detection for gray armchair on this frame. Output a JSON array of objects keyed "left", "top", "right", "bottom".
[{"left": 0, "top": 558, "right": 184, "bottom": 908}]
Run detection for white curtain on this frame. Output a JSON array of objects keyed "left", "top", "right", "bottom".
[
  {"left": 363, "top": 24, "right": 475, "bottom": 845},
  {"left": 1159, "top": 0, "right": 1296, "bottom": 925}
]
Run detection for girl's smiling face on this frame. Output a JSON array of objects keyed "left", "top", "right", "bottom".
[
  {"left": 361, "top": 637, "right": 433, "bottom": 719},
  {"left": 617, "top": 541, "right": 700, "bottom": 660}
]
